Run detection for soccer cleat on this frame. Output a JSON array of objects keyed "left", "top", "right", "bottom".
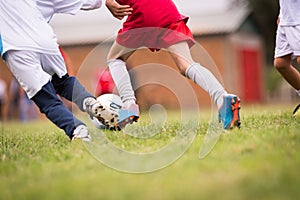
[
  {"left": 72, "top": 125, "right": 91, "bottom": 142},
  {"left": 84, "top": 97, "right": 119, "bottom": 130},
  {"left": 293, "top": 104, "right": 300, "bottom": 118},
  {"left": 218, "top": 94, "right": 241, "bottom": 130},
  {"left": 91, "top": 117, "right": 121, "bottom": 131},
  {"left": 117, "top": 104, "right": 140, "bottom": 129}
]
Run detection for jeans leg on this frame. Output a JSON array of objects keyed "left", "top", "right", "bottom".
[
  {"left": 51, "top": 74, "right": 94, "bottom": 112},
  {"left": 31, "top": 81, "right": 85, "bottom": 138}
]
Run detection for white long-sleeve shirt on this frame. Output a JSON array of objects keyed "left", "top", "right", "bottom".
[
  {"left": 0, "top": 0, "right": 59, "bottom": 56},
  {"left": 0, "top": 0, "right": 102, "bottom": 57}
]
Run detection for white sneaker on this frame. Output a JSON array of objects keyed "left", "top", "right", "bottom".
[
  {"left": 84, "top": 97, "right": 119, "bottom": 130},
  {"left": 72, "top": 125, "right": 91, "bottom": 142}
]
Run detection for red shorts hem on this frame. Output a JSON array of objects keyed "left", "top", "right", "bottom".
[{"left": 116, "top": 20, "right": 195, "bottom": 50}]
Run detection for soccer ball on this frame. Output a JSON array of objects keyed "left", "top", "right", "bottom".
[
  {"left": 97, "top": 93, "right": 123, "bottom": 113},
  {"left": 92, "top": 93, "right": 123, "bottom": 129}
]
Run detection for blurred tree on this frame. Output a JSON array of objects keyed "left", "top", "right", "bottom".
[{"left": 232, "top": 0, "right": 279, "bottom": 64}]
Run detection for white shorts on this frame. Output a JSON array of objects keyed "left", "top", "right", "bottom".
[
  {"left": 5, "top": 50, "right": 67, "bottom": 98},
  {"left": 274, "top": 25, "right": 300, "bottom": 58}
]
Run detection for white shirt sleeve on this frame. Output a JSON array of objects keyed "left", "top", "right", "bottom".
[
  {"left": 53, "top": 0, "right": 84, "bottom": 15},
  {"left": 37, "top": 0, "right": 102, "bottom": 21},
  {"left": 81, "top": 0, "right": 102, "bottom": 10}
]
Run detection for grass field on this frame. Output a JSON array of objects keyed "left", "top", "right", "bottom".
[{"left": 0, "top": 104, "right": 299, "bottom": 200}]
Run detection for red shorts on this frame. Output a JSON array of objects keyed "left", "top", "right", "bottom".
[{"left": 116, "top": 20, "right": 195, "bottom": 51}]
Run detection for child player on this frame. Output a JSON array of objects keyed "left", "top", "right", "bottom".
[
  {"left": 0, "top": 0, "right": 123, "bottom": 141},
  {"left": 105, "top": 0, "right": 241, "bottom": 129},
  {"left": 274, "top": 0, "right": 300, "bottom": 117}
]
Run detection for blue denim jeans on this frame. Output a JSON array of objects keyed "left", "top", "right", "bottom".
[{"left": 31, "top": 74, "right": 93, "bottom": 139}]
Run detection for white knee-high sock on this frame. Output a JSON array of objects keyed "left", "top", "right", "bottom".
[
  {"left": 185, "top": 63, "right": 227, "bottom": 108},
  {"left": 108, "top": 59, "right": 136, "bottom": 107}
]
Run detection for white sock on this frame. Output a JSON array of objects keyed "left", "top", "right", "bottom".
[
  {"left": 82, "top": 97, "right": 95, "bottom": 111},
  {"left": 296, "top": 90, "right": 300, "bottom": 97},
  {"left": 108, "top": 59, "right": 136, "bottom": 106},
  {"left": 185, "top": 63, "right": 227, "bottom": 108},
  {"left": 123, "top": 99, "right": 136, "bottom": 108}
]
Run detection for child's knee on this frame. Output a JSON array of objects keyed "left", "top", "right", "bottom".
[
  {"left": 175, "top": 65, "right": 187, "bottom": 76},
  {"left": 274, "top": 58, "right": 289, "bottom": 70},
  {"left": 172, "top": 59, "right": 189, "bottom": 75}
]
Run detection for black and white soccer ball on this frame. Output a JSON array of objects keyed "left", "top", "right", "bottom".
[{"left": 92, "top": 93, "right": 123, "bottom": 129}]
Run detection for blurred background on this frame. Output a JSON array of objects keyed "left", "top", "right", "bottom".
[{"left": 0, "top": 0, "right": 297, "bottom": 121}]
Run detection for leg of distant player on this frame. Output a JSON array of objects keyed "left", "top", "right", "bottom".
[
  {"left": 166, "top": 41, "right": 241, "bottom": 129},
  {"left": 274, "top": 24, "right": 300, "bottom": 117},
  {"left": 274, "top": 55, "right": 300, "bottom": 92},
  {"left": 274, "top": 0, "right": 300, "bottom": 100}
]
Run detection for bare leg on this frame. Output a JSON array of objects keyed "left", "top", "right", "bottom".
[{"left": 274, "top": 55, "right": 300, "bottom": 90}]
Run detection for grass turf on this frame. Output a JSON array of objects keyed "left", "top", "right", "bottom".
[{"left": 0, "top": 104, "right": 299, "bottom": 200}]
